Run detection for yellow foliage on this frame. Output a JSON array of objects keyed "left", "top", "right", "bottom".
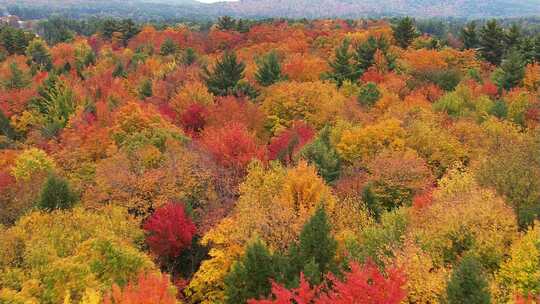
[
  {"left": 10, "top": 148, "right": 56, "bottom": 181},
  {"left": 524, "top": 63, "right": 540, "bottom": 92},
  {"left": 169, "top": 81, "right": 214, "bottom": 113},
  {"left": 337, "top": 118, "right": 406, "bottom": 164},
  {"left": 261, "top": 81, "right": 347, "bottom": 133}
]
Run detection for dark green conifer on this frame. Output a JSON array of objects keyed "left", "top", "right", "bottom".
[
  {"left": 447, "top": 255, "right": 491, "bottom": 304},
  {"left": 37, "top": 174, "right": 78, "bottom": 211},
  {"left": 203, "top": 51, "right": 245, "bottom": 96},
  {"left": 160, "top": 38, "right": 179, "bottom": 56},
  {"left": 326, "top": 39, "right": 358, "bottom": 87},
  {"left": 495, "top": 50, "right": 525, "bottom": 91},
  {"left": 461, "top": 21, "right": 479, "bottom": 49},
  {"left": 255, "top": 51, "right": 283, "bottom": 87},
  {"left": 392, "top": 17, "right": 418, "bottom": 49},
  {"left": 479, "top": 20, "right": 505, "bottom": 65}
]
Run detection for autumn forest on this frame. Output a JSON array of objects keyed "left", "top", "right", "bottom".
[{"left": 0, "top": 14, "right": 540, "bottom": 304}]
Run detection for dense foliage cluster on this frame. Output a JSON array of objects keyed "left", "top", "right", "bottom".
[{"left": 0, "top": 15, "right": 539, "bottom": 304}]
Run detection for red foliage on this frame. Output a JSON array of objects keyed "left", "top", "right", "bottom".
[
  {"left": 180, "top": 103, "right": 207, "bottom": 136},
  {"left": 481, "top": 81, "right": 499, "bottom": 99},
  {"left": 249, "top": 262, "right": 407, "bottom": 304},
  {"left": 199, "top": 122, "right": 265, "bottom": 175},
  {"left": 103, "top": 273, "right": 177, "bottom": 304},
  {"left": 412, "top": 189, "right": 434, "bottom": 210},
  {"left": 206, "top": 96, "right": 265, "bottom": 134},
  {"left": 361, "top": 68, "right": 385, "bottom": 84},
  {"left": 0, "top": 171, "right": 15, "bottom": 191},
  {"left": 516, "top": 294, "right": 540, "bottom": 304},
  {"left": 143, "top": 202, "right": 196, "bottom": 259},
  {"left": 268, "top": 121, "right": 315, "bottom": 165}
]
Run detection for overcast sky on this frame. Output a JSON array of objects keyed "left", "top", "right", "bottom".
[{"left": 196, "top": 0, "right": 238, "bottom": 2}]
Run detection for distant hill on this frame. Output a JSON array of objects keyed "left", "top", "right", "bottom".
[{"left": 2, "top": 0, "right": 540, "bottom": 20}]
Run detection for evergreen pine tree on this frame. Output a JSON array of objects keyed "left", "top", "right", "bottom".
[
  {"left": 355, "top": 36, "right": 378, "bottom": 71},
  {"left": 446, "top": 255, "right": 491, "bottom": 304},
  {"left": 534, "top": 34, "right": 540, "bottom": 62},
  {"left": 37, "top": 174, "right": 78, "bottom": 211},
  {"left": 217, "top": 16, "right": 237, "bottom": 31},
  {"left": 479, "top": 20, "right": 506, "bottom": 65},
  {"left": 26, "top": 39, "right": 52, "bottom": 71},
  {"left": 224, "top": 240, "right": 277, "bottom": 304},
  {"left": 255, "top": 51, "right": 283, "bottom": 87},
  {"left": 160, "top": 38, "right": 179, "bottom": 56},
  {"left": 203, "top": 51, "right": 245, "bottom": 96},
  {"left": 461, "top": 21, "right": 479, "bottom": 49},
  {"left": 326, "top": 39, "right": 358, "bottom": 87},
  {"left": 392, "top": 17, "right": 418, "bottom": 49},
  {"left": 5, "top": 62, "right": 29, "bottom": 89},
  {"left": 138, "top": 79, "right": 153, "bottom": 100},
  {"left": 495, "top": 50, "right": 525, "bottom": 91},
  {"left": 181, "top": 47, "right": 198, "bottom": 66},
  {"left": 357, "top": 82, "right": 382, "bottom": 107},
  {"left": 112, "top": 62, "right": 127, "bottom": 78},
  {"left": 288, "top": 206, "right": 337, "bottom": 285},
  {"left": 0, "top": 109, "right": 16, "bottom": 140},
  {"left": 505, "top": 23, "right": 522, "bottom": 50},
  {"left": 300, "top": 126, "right": 341, "bottom": 183}
]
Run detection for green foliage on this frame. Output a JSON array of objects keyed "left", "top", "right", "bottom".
[
  {"left": 299, "top": 126, "right": 341, "bottom": 183},
  {"left": 203, "top": 51, "right": 246, "bottom": 96},
  {"left": 326, "top": 39, "right": 359, "bottom": 87},
  {"left": 112, "top": 62, "right": 127, "bottom": 78},
  {"left": 355, "top": 35, "right": 392, "bottom": 71},
  {"left": 224, "top": 240, "right": 278, "bottom": 304},
  {"left": 37, "top": 174, "right": 78, "bottom": 211},
  {"left": 25, "top": 38, "right": 52, "bottom": 71},
  {"left": 255, "top": 51, "right": 283, "bottom": 87},
  {"left": 4, "top": 62, "right": 29, "bottom": 89},
  {"left": 357, "top": 82, "right": 381, "bottom": 107},
  {"left": 494, "top": 50, "right": 525, "bottom": 91},
  {"left": 393, "top": 17, "right": 418, "bottom": 49},
  {"left": 287, "top": 207, "right": 337, "bottom": 285},
  {"left": 479, "top": 20, "right": 505, "bottom": 65},
  {"left": 0, "top": 109, "right": 17, "bottom": 140},
  {"left": 138, "top": 79, "right": 153, "bottom": 100},
  {"left": 446, "top": 255, "right": 491, "bottom": 304},
  {"left": 461, "top": 21, "right": 479, "bottom": 49},
  {"left": 11, "top": 148, "right": 56, "bottom": 181},
  {"left": 181, "top": 47, "right": 198, "bottom": 66},
  {"left": 159, "top": 38, "right": 179, "bottom": 56},
  {"left": 0, "top": 26, "right": 34, "bottom": 55},
  {"left": 38, "top": 17, "right": 75, "bottom": 45},
  {"left": 505, "top": 23, "right": 522, "bottom": 50}
]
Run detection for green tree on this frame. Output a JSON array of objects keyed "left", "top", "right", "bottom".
[
  {"left": 355, "top": 35, "right": 391, "bottom": 72},
  {"left": 26, "top": 38, "right": 52, "bottom": 71},
  {"left": 447, "top": 255, "right": 491, "bottom": 304},
  {"left": 494, "top": 50, "right": 525, "bottom": 91},
  {"left": 255, "top": 51, "right": 283, "bottom": 87},
  {"left": 217, "top": 16, "right": 237, "bottom": 31},
  {"left": 138, "top": 79, "right": 153, "bottom": 100},
  {"left": 326, "top": 39, "right": 359, "bottom": 87},
  {"left": 461, "top": 21, "right": 479, "bottom": 49},
  {"left": 4, "top": 62, "right": 29, "bottom": 89},
  {"left": 0, "top": 109, "right": 16, "bottom": 140},
  {"left": 299, "top": 126, "right": 341, "bottom": 183},
  {"left": 181, "top": 47, "right": 198, "bottom": 66},
  {"left": 160, "top": 38, "right": 179, "bottom": 56},
  {"left": 534, "top": 34, "right": 540, "bottom": 62},
  {"left": 393, "top": 17, "right": 418, "bottom": 49},
  {"left": 112, "top": 61, "right": 127, "bottom": 78},
  {"left": 203, "top": 51, "right": 245, "bottom": 96},
  {"left": 224, "top": 240, "right": 278, "bottom": 304},
  {"left": 505, "top": 23, "right": 522, "bottom": 50},
  {"left": 37, "top": 174, "right": 78, "bottom": 211},
  {"left": 288, "top": 206, "right": 337, "bottom": 285},
  {"left": 479, "top": 20, "right": 506, "bottom": 65},
  {"left": 357, "top": 82, "right": 381, "bottom": 107}
]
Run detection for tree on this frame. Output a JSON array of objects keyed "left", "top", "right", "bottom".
[
  {"left": 104, "top": 273, "right": 177, "bottom": 304},
  {"left": 143, "top": 202, "right": 196, "bottom": 261},
  {"left": 0, "top": 109, "right": 16, "bottom": 140},
  {"left": 37, "top": 174, "right": 78, "bottom": 211},
  {"left": 461, "top": 21, "right": 479, "bottom": 49},
  {"left": 4, "top": 62, "right": 29, "bottom": 89},
  {"left": 138, "top": 79, "right": 153, "bottom": 100},
  {"left": 268, "top": 121, "right": 315, "bottom": 165},
  {"left": 505, "top": 23, "right": 522, "bottom": 50},
  {"left": 159, "top": 38, "right": 179, "bottom": 56},
  {"left": 357, "top": 82, "right": 381, "bottom": 107},
  {"left": 11, "top": 148, "right": 56, "bottom": 181},
  {"left": 255, "top": 51, "right": 283, "bottom": 87},
  {"left": 495, "top": 50, "right": 525, "bottom": 91},
  {"left": 447, "top": 255, "right": 491, "bottom": 304},
  {"left": 355, "top": 35, "right": 391, "bottom": 72},
  {"left": 479, "top": 20, "right": 506, "bottom": 65},
  {"left": 224, "top": 240, "right": 278, "bottom": 304},
  {"left": 181, "top": 47, "right": 198, "bottom": 66},
  {"left": 26, "top": 38, "right": 52, "bottom": 71},
  {"left": 393, "top": 17, "right": 418, "bottom": 49},
  {"left": 288, "top": 206, "right": 337, "bottom": 285},
  {"left": 326, "top": 39, "right": 358, "bottom": 87},
  {"left": 299, "top": 126, "right": 341, "bottom": 183},
  {"left": 217, "top": 16, "right": 237, "bottom": 31},
  {"left": 203, "top": 51, "right": 246, "bottom": 96},
  {"left": 249, "top": 262, "right": 407, "bottom": 304}
]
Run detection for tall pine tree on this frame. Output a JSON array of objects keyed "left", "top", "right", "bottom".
[
  {"left": 495, "top": 50, "right": 525, "bottom": 91},
  {"left": 446, "top": 255, "right": 491, "bottom": 304},
  {"left": 203, "top": 51, "right": 246, "bottom": 96},
  {"left": 287, "top": 206, "right": 337, "bottom": 285},
  {"left": 479, "top": 20, "right": 506, "bottom": 65},
  {"left": 224, "top": 240, "right": 278, "bottom": 304},
  {"left": 461, "top": 21, "right": 479, "bottom": 49},
  {"left": 255, "top": 51, "right": 283, "bottom": 87},
  {"left": 38, "top": 174, "right": 78, "bottom": 211},
  {"left": 392, "top": 17, "right": 418, "bottom": 49},
  {"left": 326, "top": 39, "right": 358, "bottom": 87},
  {"left": 505, "top": 23, "right": 522, "bottom": 50}
]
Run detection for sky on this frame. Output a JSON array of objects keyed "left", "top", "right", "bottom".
[{"left": 196, "top": 0, "right": 237, "bottom": 2}]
